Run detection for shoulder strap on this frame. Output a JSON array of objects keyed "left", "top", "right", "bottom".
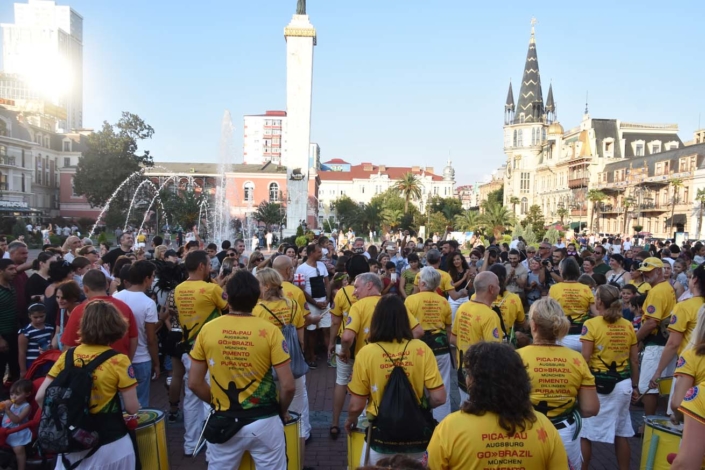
[
  {"left": 65, "top": 347, "right": 75, "bottom": 370},
  {"left": 83, "top": 349, "right": 120, "bottom": 374},
  {"left": 259, "top": 303, "right": 286, "bottom": 328},
  {"left": 342, "top": 287, "right": 352, "bottom": 306},
  {"left": 376, "top": 341, "right": 411, "bottom": 368},
  {"left": 491, "top": 305, "right": 508, "bottom": 339}
]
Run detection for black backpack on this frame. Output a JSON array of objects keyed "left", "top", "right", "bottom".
[
  {"left": 38, "top": 348, "right": 119, "bottom": 468},
  {"left": 370, "top": 342, "right": 437, "bottom": 454}
]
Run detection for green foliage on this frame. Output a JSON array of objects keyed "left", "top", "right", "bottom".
[
  {"left": 522, "top": 205, "right": 546, "bottom": 240},
  {"left": 49, "top": 234, "right": 62, "bottom": 246},
  {"left": 427, "top": 196, "right": 463, "bottom": 222},
  {"left": 322, "top": 216, "right": 337, "bottom": 233},
  {"left": 295, "top": 236, "right": 308, "bottom": 248},
  {"left": 479, "top": 201, "right": 515, "bottom": 238},
  {"left": 454, "top": 209, "right": 480, "bottom": 232},
  {"left": 295, "top": 225, "right": 304, "bottom": 237},
  {"left": 557, "top": 207, "right": 569, "bottom": 224},
  {"left": 253, "top": 201, "right": 282, "bottom": 230},
  {"left": 501, "top": 234, "right": 512, "bottom": 244},
  {"left": 545, "top": 227, "right": 559, "bottom": 245},
  {"left": 380, "top": 208, "right": 405, "bottom": 229},
  {"left": 159, "top": 188, "right": 207, "bottom": 230},
  {"left": 73, "top": 112, "right": 154, "bottom": 213},
  {"left": 97, "top": 232, "right": 108, "bottom": 244},
  {"left": 394, "top": 173, "right": 423, "bottom": 212},
  {"left": 331, "top": 195, "right": 362, "bottom": 232},
  {"left": 426, "top": 211, "right": 451, "bottom": 236},
  {"left": 76, "top": 217, "right": 96, "bottom": 235},
  {"left": 522, "top": 224, "right": 537, "bottom": 245},
  {"left": 11, "top": 219, "right": 27, "bottom": 239},
  {"left": 487, "top": 188, "right": 504, "bottom": 206}
]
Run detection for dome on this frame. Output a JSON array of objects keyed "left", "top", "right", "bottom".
[
  {"left": 443, "top": 160, "right": 455, "bottom": 180},
  {"left": 548, "top": 122, "right": 564, "bottom": 135}
]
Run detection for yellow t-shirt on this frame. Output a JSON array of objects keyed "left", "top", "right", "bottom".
[
  {"left": 628, "top": 280, "right": 651, "bottom": 295},
  {"left": 679, "top": 382, "right": 705, "bottom": 426},
  {"left": 675, "top": 349, "right": 705, "bottom": 385},
  {"left": 252, "top": 298, "right": 304, "bottom": 330},
  {"left": 425, "top": 410, "right": 569, "bottom": 470},
  {"left": 189, "top": 315, "right": 290, "bottom": 414},
  {"left": 451, "top": 301, "right": 502, "bottom": 365},
  {"left": 471, "top": 291, "right": 526, "bottom": 331},
  {"left": 174, "top": 280, "right": 228, "bottom": 346},
  {"left": 517, "top": 345, "right": 595, "bottom": 419},
  {"left": 330, "top": 285, "right": 357, "bottom": 337},
  {"left": 642, "top": 281, "right": 677, "bottom": 346},
  {"left": 413, "top": 268, "right": 454, "bottom": 293},
  {"left": 282, "top": 281, "right": 308, "bottom": 316},
  {"left": 347, "top": 339, "right": 444, "bottom": 418},
  {"left": 345, "top": 295, "right": 420, "bottom": 356},
  {"left": 548, "top": 282, "right": 594, "bottom": 324},
  {"left": 580, "top": 317, "right": 637, "bottom": 376},
  {"left": 668, "top": 297, "right": 705, "bottom": 354},
  {"left": 48, "top": 344, "right": 136, "bottom": 414},
  {"left": 404, "top": 291, "right": 452, "bottom": 334}
]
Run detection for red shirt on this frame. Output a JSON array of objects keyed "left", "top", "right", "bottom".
[{"left": 60, "top": 296, "right": 139, "bottom": 357}]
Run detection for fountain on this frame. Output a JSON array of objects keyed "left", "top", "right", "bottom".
[{"left": 212, "top": 110, "right": 236, "bottom": 244}]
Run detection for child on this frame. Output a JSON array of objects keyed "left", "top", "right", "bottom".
[
  {"left": 381, "top": 261, "right": 399, "bottom": 295},
  {"left": 18, "top": 302, "right": 54, "bottom": 378},
  {"left": 629, "top": 295, "right": 646, "bottom": 333},
  {"left": 367, "top": 259, "right": 380, "bottom": 274},
  {"left": 2, "top": 379, "right": 33, "bottom": 470},
  {"left": 620, "top": 284, "right": 638, "bottom": 321}
]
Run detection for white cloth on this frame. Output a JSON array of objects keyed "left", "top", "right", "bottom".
[
  {"left": 432, "top": 353, "right": 452, "bottom": 422},
  {"left": 335, "top": 345, "right": 354, "bottom": 386},
  {"left": 559, "top": 334, "right": 583, "bottom": 353},
  {"left": 291, "top": 375, "right": 311, "bottom": 439},
  {"left": 305, "top": 304, "right": 330, "bottom": 331},
  {"left": 581, "top": 379, "right": 635, "bottom": 442},
  {"left": 182, "top": 355, "right": 210, "bottom": 454},
  {"left": 295, "top": 261, "right": 328, "bottom": 298},
  {"left": 55, "top": 433, "right": 135, "bottom": 469},
  {"left": 112, "top": 290, "right": 158, "bottom": 363},
  {"left": 206, "top": 415, "right": 286, "bottom": 469},
  {"left": 360, "top": 443, "right": 425, "bottom": 466},
  {"left": 449, "top": 297, "right": 468, "bottom": 325},
  {"left": 556, "top": 418, "right": 581, "bottom": 470},
  {"left": 639, "top": 345, "right": 676, "bottom": 395},
  {"left": 64, "top": 252, "right": 76, "bottom": 263}
]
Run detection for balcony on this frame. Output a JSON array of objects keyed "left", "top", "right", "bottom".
[
  {"left": 636, "top": 203, "right": 668, "bottom": 212},
  {"left": 570, "top": 208, "right": 587, "bottom": 217},
  {"left": 568, "top": 177, "right": 589, "bottom": 189},
  {"left": 599, "top": 204, "right": 624, "bottom": 214},
  {"left": 0, "top": 156, "right": 17, "bottom": 167}
]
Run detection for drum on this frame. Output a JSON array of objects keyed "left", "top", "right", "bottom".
[
  {"left": 132, "top": 408, "right": 169, "bottom": 470},
  {"left": 657, "top": 376, "right": 673, "bottom": 397},
  {"left": 239, "top": 411, "right": 300, "bottom": 470},
  {"left": 640, "top": 416, "right": 682, "bottom": 470},
  {"left": 347, "top": 427, "right": 367, "bottom": 469}
]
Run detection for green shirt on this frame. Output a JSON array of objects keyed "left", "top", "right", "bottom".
[
  {"left": 0, "top": 285, "right": 17, "bottom": 335},
  {"left": 592, "top": 263, "right": 611, "bottom": 276}
]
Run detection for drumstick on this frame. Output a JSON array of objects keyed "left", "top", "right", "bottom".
[{"left": 635, "top": 387, "right": 655, "bottom": 402}]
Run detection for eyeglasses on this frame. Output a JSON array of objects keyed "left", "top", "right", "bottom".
[
  {"left": 87, "top": 251, "right": 97, "bottom": 255},
  {"left": 227, "top": 253, "right": 237, "bottom": 257}
]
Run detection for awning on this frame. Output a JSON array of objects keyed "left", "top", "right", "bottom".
[
  {"left": 666, "top": 214, "right": 687, "bottom": 226},
  {"left": 570, "top": 222, "right": 587, "bottom": 230}
]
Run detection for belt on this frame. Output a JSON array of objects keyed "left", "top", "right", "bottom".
[{"left": 552, "top": 415, "right": 576, "bottom": 430}]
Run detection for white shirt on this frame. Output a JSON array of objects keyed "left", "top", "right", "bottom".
[
  {"left": 509, "top": 239, "right": 519, "bottom": 250},
  {"left": 295, "top": 261, "right": 328, "bottom": 302},
  {"left": 623, "top": 241, "right": 632, "bottom": 251},
  {"left": 112, "top": 290, "right": 158, "bottom": 364}
]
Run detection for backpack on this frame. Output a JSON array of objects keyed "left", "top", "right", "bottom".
[
  {"left": 259, "top": 302, "right": 309, "bottom": 379},
  {"left": 370, "top": 342, "right": 437, "bottom": 454},
  {"left": 38, "top": 348, "right": 120, "bottom": 468}
]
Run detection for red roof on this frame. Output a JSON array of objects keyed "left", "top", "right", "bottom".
[
  {"left": 319, "top": 164, "right": 443, "bottom": 182},
  {"left": 324, "top": 158, "right": 350, "bottom": 164}
]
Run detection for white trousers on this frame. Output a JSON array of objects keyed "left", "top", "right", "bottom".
[
  {"left": 432, "top": 353, "right": 452, "bottom": 422},
  {"left": 291, "top": 375, "right": 311, "bottom": 439},
  {"left": 207, "top": 415, "right": 286, "bottom": 469},
  {"left": 556, "top": 419, "right": 581, "bottom": 470},
  {"left": 449, "top": 297, "right": 468, "bottom": 324},
  {"left": 359, "top": 442, "right": 426, "bottom": 466},
  {"left": 559, "top": 334, "right": 583, "bottom": 352},
  {"left": 182, "top": 355, "right": 210, "bottom": 454},
  {"left": 55, "top": 434, "right": 135, "bottom": 470}
]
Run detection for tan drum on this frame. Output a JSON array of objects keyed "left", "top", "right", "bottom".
[
  {"left": 640, "top": 416, "right": 681, "bottom": 470},
  {"left": 132, "top": 409, "right": 169, "bottom": 470}
]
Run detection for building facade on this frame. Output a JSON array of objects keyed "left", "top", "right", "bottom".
[
  {"left": 243, "top": 110, "right": 288, "bottom": 166},
  {"left": 455, "top": 184, "right": 478, "bottom": 209},
  {"left": 1, "top": 0, "right": 83, "bottom": 131}
]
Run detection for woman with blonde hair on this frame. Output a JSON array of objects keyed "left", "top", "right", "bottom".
[
  {"left": 61, "top": 235, "right": 82, "bottom": 263},
  {"left": 251, "top": 268, "right": 310, "bottom": 462},
  {"left": 671, "top": 305, "right": 705, "bottom": 420},
  {"left": 517, "top": 298, "right": 599, "bottom": 469},
  {"left": 154, "top": 244, "right": 168, "bottom": 260},
  {"left": 580, "top": 284, "right": 640, "bottom": 470}
]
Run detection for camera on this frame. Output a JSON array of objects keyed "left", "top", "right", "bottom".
[{"left": 541, "top": 259, "right": 550, "bottom": 267}]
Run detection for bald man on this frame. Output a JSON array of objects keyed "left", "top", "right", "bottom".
[
  {"left": 274, "top": 255, "right": 309, "bottom": 324},
  {"left": 450, "top": 271, "right": 503, "bottom": 402}
]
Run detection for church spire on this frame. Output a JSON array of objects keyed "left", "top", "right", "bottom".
[
  {"left": 545, "top": 83, "right": 555, "bottom": 123},
  {"left": 514, "top": 18, "right": 544, "bottom": 124},
  {"left": 505, "top": 81, "right": 515, "bottom": 124}
]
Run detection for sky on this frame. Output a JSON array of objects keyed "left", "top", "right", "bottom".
[{"left": 1, "top": 0, "right": 704, "bottom": 188}]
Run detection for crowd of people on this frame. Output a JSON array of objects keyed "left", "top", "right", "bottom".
[{"left": 0, "top": 228, "right": 705, "bottom": 469}]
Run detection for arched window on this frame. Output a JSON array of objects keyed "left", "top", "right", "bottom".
[
  {"left": 513, "top": 130, "right": 518, "bottom": 147},
  {"left": 244, "top": 182, "right": 254, "bottom": 202},
  {"left": 269, "top": 182, "right": 279, "bottom": 202},
  {"left": 521, "top": 197, "right": 528, "bottom": 215},
  {"left": 517, "top": 129, "right": 524, "bottom": 147}
]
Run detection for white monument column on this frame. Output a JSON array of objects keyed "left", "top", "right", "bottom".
[{"left": 283, "top": 9, "right": 316, "bottom": 236}]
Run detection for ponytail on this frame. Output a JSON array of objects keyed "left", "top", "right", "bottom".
[{"left": 596, "top": 285, "right": 623, "bottom": 324}]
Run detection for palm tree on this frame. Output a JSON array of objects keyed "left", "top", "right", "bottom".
[
  {"left": 556, "top": 207, "right": 569, "bottom": 225},
  {"left": 587, "top": 189, "right": 607, "bottom": 233},
  {"left": 668, "top": 178, "right": 683, "bottom": 235},
  {"left": 380, "top": 208, "right": 405, "bottom": 230},
  {"left": 454, "top": 209, "right": 480, "bottom": 232},
  {"left": 509, "top": 196, "right": 520, "bottom": 216},
  {"left": 696, "top": 188, "right": 705, "bottom": 239},
  {"left": 394, "top": 173, "right": 423, "bottom": 213},
  {"left": 253, "top": 201, "right": 282, "bottom": 231},
  {"left": 478, "top": 201, "right": 516, "bottom": 238}
]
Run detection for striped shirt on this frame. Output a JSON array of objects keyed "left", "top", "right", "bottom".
[
  {"left": 19, "top": 324, "right": 55, "bottom": 364},
  {"left": 0, "top": 285, "right": 17, "bottom": 334}
]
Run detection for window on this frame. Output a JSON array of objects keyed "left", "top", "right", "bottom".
[
  {"left": 513, "top": 130, "right": 518, "bottom": 147},
  {"left": 635, "top": 143, "right": 644, "bottom": 156},
  {"left": 21, "top": 150, "right": 25, "bottom": 168},
  {"left": 244, "top": 182, "right": 254, "bottom": 202},
  {"left": 361, "top": 186, "right": 365, "bottom": 194},
  {"left": 520, "top": 172, "right": 530, "bottom": 193},
  {"left": 517, "top": 129, "right": 524, "bottom": 147},
  {"left": 71, "top": 177, "right": 78, "bottom": 197},
  {"left": 519, "top": 113, "right": 525, "bottom": 123},
  {"left": 604, "top": 141, "right": 613, "bottom": 156},
  {"left": 64, "top": 157, "right": 71, "bottom": 167},
  {"left": 36, "top": 156, "right": 42, "bottom": 184},
  {"left": 268, "top": 182, "right": 279, "bottom": 201},
  {"left": 0, "top": 173, "right": 6, "bottom": 191},
  {"left": 655, "top": 160, "right": 670, "bottom": 176},
  {"left": 520, "top": 197, "right": 528, "bottom": 215},
  {"left": 679, "top": 156, "right": 697, "bottom": 172},
  {"left": 63, "top": 141, "right": 71, "bottom": 151},
  {"left": 0, "top": 145, "right": 5, "bottom": 156},
  {"left": 683, "top": 186, "right": 689, "bottom": 204},
  {"left": 651, "top": 142, "right": 661, "bottom": 154},
  {"left": 433, "top": 187, "right": 439, "bottom": 195}
]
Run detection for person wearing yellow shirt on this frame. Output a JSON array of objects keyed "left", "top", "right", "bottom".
[
  {"left": 635, "top": 257, "right": 677, "bottom": 421},
  {"left": 580, "top": 285, "right": 640, "bottom": 470},
  {"left": 188, "top": 270, "right": 295, "bottom": 469},
  {"left": 327, "top": 255, "right": 368, "bottom": 440},
  {"left": 273, "top": 255, "right": 308, "bottom": 321},
  {"left": 425, "top": 342, "right": 569, "bottom": 470},
  {"left": 412, "top": 249, "right": 468, "bottom": 301},
  {"left": 340, "top": 273, "right": 422, "bottom": 364},
  {"left": 405, "top": 267, "right": 453, "bottom": 422},
  {"left": 518, "top": 298, "right": 598, "bottom": 470},
  {"left": 471, "top": 263, "right": 527, "bottom": 339},
  {"left": 549, "top": 257, "right": 597, "bottom": 352},
  {"left": 650, "top": 265, "right": 705, "bottom": 394},
  {"left": 253, "top": 268, "right": 310, "bottom": 468},
  {"left": 671, "top": 310, "right": 705, "bottom": 420},
  {"left": 672, "top": 381, "right": 705, "bottom": 470},
  {"left": 451, "top": 271, "right": 503, "bottom": 403},
  {"left": 173, "top": 250, "right": 229, "bottom": 455},
  {"left": 36, "top": 301, "right": 140, "bottom": 469},
  {"left": 345, "top": 295, "right": 445, "bottom": 466}
]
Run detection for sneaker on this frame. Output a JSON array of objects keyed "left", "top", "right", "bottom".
[
  {"left": 167, "top": 410, "right": 182, "bottom": 423},
  {"left": 307, "top": 360, "right": 317, "bottom": 370},
  {"left": 327, "top": 355, "right": 336, "bottom": 368}
]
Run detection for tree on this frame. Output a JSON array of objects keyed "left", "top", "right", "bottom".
[
  {"left": 479, "top": 201, "right": 515, "bottom": 238},
  {"left": 73, "top": 113, "right": 154, "bottom": 227},
  {"left": 427, "top": 212, "right": 451, "bottom": 236},
  {"left": 486, "top": 188, "right": 504, "bottom": 206},
  {"left": 394, "top": 172, "right": 422, "bottom": 213},
  {"left": 454, "top": 209, "right": 480, "bottom": 232},
  {"left": 668, "top": 178, "right": 684, "bottom": 235},
  {"left": 159, "top": 187, "right": 207, "bottom": 230},
  {"left": 587, "top": 189, "right": 606, "bottom": 234},
  {"left": 370, "top": 189, "right": 420, "bottom": 232},
  {"left": 557, "top": 207, "right": 569, "bottom": 225},
  {"left": 522, "top": 205, "right": 546, "bottom": 240},
  {"left": 522, "top": 223, "right": 537, "bottom": 245},
  {"left": 509, "top": 196, "right": 521, "bottom": 216},
  {"left": 428, "top": 196, "right": 463, "bottom": 222},
  {"left": 331, "top": 195, "right": 362, "bottom": 232},
  {"left": 380, "top": 208, "right": 405, "bottom": 230},
  {"left": 253, "top": 201, "right": 282, "bottom": 231},
  {"left": 696, "top": 188, "right": 705, "bottom": 239},
  {"left": 545, "top": 227, "right": 559, "bottom": 245}
]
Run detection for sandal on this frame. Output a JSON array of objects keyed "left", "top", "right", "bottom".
[{"left": 329, "top": 425, "right": 340, "bottom": 440}]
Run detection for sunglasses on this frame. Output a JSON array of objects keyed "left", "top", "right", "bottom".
[
  {"left": 87, "top": 250, "right": 97, "bottom": 255},
  {"left": 227, "top": 253, "right": 237, "bottom": 257}
]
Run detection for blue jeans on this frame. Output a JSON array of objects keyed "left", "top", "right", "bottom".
[{"left": 133, "top": 361, "right": 152, "bottom": 409}]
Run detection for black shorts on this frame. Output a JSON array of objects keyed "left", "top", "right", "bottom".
[{"left": 163, "top": 330, "right": 185, "bottom": 358}]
